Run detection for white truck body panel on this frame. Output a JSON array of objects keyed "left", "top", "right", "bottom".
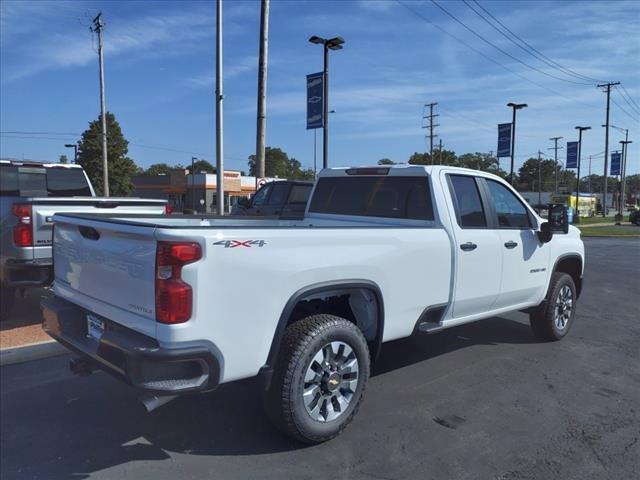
[{"left": 48, "top": 165, "right": 584, "bottom": 385}]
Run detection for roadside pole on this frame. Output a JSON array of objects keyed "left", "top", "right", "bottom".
[
  {"left": 215, "top": 0, "right": 224, "bottom": 215},
  {"left": 255, "top": 0, "right": 269, "bottom": 180},
  {"left": 91, "top": 13, "right": 109, "bottom": 197}
]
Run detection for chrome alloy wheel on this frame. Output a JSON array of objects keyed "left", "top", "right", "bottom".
[
  {"left": 303, "top": 341, "right": 359, "bottom": 422},
  {"left": 554, "top": 285, "right": 573, "bottom": 330}
]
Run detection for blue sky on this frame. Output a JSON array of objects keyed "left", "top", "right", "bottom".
[{"left": 1, "top": 0, "right": 639, "bottom": 176}]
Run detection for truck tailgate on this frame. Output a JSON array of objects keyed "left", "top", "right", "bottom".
[
  {"left": 31, "top": 198, "right": 165, "bottom": 255},
  {"left": 53, "top": 215, "right": 158, "bottom": 337}
]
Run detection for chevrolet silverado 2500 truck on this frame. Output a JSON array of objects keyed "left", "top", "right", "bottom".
[
  {"left": 0, "top": 160, "right": 168, "bottom": 316},
  {"left": 42, "top": 165, "right": 583, "bottom": 443}
]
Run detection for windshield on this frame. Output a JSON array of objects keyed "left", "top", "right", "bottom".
[{"left": 0, "top": 165, "right": 92, "bottom": 197}]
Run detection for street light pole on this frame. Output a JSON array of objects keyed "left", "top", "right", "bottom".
[
  {"left": 309, "top": 35, "right": 344, "bottom": 170},
  {"left": 507, "top": 102, "right": 527, "bottom": 185},
  {"left": 191, "top": 156, "right": 197, "bottom": 212},
  {"left": 575, "top": 126, "right": 591, "bottom": 219},
  {"left": 620, "top": 139, "right": 632, "bottom": 220},
  {"left": 64, "top": 143, "right": 78, "bottom": 163}
]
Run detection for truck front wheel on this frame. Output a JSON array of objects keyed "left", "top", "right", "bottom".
[
  {"left": 265, "top": 314, "right": 370, "bottom": 444},
  {"left": 530, "top": 273, "right": 577, "bottom": 341}
]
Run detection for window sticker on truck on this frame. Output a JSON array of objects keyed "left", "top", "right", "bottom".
[{"left": 213, "top": 240, "right": 267, "bottom": 248}]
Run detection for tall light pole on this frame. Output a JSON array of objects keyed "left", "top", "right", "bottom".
[
  {"left": 575, "top": 126, "right": 591, "bottom": 218},
  {"left": 309, "top": 35, "right": 344, "bottom": 170},
  {"left": 549, "top": 136, "right": 563, "bottom": 194},
  {"left": 191, "top": 157, "right": 197, "bottom": 212},
  {"left": 215, "top": 0, "right": 225, "bottom": 215},
  {"left": 597, "top": 82, "right": 620, "bottom": 216},
  {"left": 620, "top": 139, "right": 632, "bottom": 220},
  {"left": 64, "top": 143, "right": 78, "bottom": 163},
  {"left": 507, "top": 102, "right": 527, "bottom": 185}
]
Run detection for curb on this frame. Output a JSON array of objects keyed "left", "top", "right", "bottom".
[{"left": 0, "top": 340, "right": 68, "bottom": 367}]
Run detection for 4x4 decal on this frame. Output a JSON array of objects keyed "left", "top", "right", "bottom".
[{"left": 214, "top": 240, "right": 267, "bottom": 248}]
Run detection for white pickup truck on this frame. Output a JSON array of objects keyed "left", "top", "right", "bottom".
[{"left": 42, "top": 165, "right": 584, "bottom": 443}]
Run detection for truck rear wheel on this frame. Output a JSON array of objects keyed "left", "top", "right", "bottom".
[
  {"left": 265, "top": 314, "right": 370, "bottom": 444},
  {"left": 530, "top": 273, "right": 577, "bottom": 341},
  {"left": 0, "top": 285, "right": 16, "bottom": 319}
]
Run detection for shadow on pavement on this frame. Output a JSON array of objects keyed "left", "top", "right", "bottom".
[{"left": 1, "top": 315, "right": 537, "bottom": 479}]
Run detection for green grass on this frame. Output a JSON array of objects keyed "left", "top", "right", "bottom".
[
  {"left": 577, "top": 216, "right": 617, "bottom": 225},
  {"left": 578, "top": 225, "right": 640, "bottom": 237}
]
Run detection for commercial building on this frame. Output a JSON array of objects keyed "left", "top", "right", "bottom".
[{"left": 131, "top": 169, "right": 279, "bottom": 213}]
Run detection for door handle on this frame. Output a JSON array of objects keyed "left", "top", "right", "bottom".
[
  {"left": 460, "top": 242, "right": 477, "bottom": 251},
  {"left": 504, "top": 240, "right": 518, "bottom": 249}
]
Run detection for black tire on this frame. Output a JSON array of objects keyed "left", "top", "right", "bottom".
[
  {"left": 0, "top": 285, "right": 16, "bottom": 320},
  {"left": 265, "top": 314, "right": 370, "bottom": 444},
  {"left": 530, "top": 273, "right": 577, "bottom": 341}
]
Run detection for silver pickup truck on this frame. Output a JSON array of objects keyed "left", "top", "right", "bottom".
[{"left": 0, "top": 160, "right": 168, "bottom": 316}]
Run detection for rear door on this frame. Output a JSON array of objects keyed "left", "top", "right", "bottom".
[
  {"left": 443, "top": 173, "right": 502, "bottom": 318},
  {"left": 480, "top": 178, "right": 550, "bottom": 308},
  {"left": 262, "top": 182, "right": 290, "bottom": 216}
]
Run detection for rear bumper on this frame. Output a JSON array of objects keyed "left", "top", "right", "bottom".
[
  {"left": 3, "top": 259, "right": 53, "bottom": 287},
  {"left": 41, "top": 296, "right": 220, "bottom": 395}
]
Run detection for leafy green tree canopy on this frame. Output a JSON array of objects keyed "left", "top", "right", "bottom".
[
  {"left": 377, "top": 158, "right": 396, "bottom": 165},
  {"left": 248, "top": 147, "right": 314, "bottom": 180},
  {"left": 58, "top": 154, "right": 69, "bottom": 164},
  {"left": 77, "top": 112, "right": 138, "bottom": 196},
  {"left": 191, "top": 159, "right": 215, "bottom": 174}
]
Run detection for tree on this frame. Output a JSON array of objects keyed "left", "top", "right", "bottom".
[
  {"left": 377, "top": 158, "right": 396, "bottom": 165},
  {"left": 457, "top": 152, "right": 507, "bottom": 177},
  {"left": 517, "top": 158, "right": 559, "bottom": 192},
  {"left": 409, "top": 150, "right": 457, "bottom": 166},
  {"left": 248, "top": 147, "right": 314, "bottom": 180},
  {"left": 408, "top": 152, "right": 431, "bottom": 165},
  {"left": 191, "top": 159, "right": 215, "bottom": 174},
  {"left": 58, "top": 154, "right": 69, "bottom": 164},
  {"left": 145, "top": 163, "right": 173, "bottom": 175},
  {"left": 77, "top": 112, "right": 138, "bottom": 196}
]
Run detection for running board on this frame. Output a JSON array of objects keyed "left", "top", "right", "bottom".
[{"left": 417, "top": 322, "right": 444, "bottom": 334}]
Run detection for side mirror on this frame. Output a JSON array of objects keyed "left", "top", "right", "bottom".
[
  {"left": 537, "top": 222, "right": 553, "bottom": 243},
  {"left": 548, "top": 203, "right": 569, "bottom": 234}
]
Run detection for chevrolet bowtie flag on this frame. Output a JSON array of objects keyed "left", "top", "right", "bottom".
[
  {"left": 610, "top": 152, "right": 621, "bottom": 175},
  {"left": 306, "top": 72, "right": 324, "bottom": 130},
  {"left": 497, "top": 123, "right": 512, "bottom": 157},
  {"left": 566, "top": 142, "right": 579, "bottom": 168}
]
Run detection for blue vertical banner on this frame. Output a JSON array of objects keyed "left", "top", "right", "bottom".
[
  {"left": 566, "top": 141, "right": 579, "bottom": 168},
  {"left": 610, "top": 152, "right": 621, "bottom": 175},
  {"left": 497, "top": 123, "right": 512, "bottom": 157},
  {"left": 306, "top": 72, "right": 324, "bottom": 130}
]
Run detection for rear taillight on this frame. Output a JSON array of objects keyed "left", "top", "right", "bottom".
[
  {"left": 12, "top": 203, "right": 33, "bottom": 247},
  {"left": 164, "top": 204, "right": 173, "bottom": 215},
  {"left": 155, "top": 241, "right": 202, "bottom": 324}
]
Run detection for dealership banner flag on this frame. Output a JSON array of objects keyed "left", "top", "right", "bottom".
[
  {"left": 566, "top": 141, "right": 579, "bottom": 168},
  {"left": 306, "top": 72, "right": 324, "bottom": 130},
  {"left": 610, "top": 151, "right": 621, "bottom": 175},
  {"left": 497, "top": 123, "right": 512, "bottom": 157}
]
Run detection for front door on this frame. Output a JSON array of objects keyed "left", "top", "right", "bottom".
[
  {"left": 481, "top": 178, "right": 550, "bottom": 308},
  {"left": 443, "top": 173, "right": 502, "bottom": 318}
]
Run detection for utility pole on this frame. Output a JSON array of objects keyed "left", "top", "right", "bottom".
[
  {"left": 597, "top": 81, "right": 620, "bottom": 216},
  {"left": 537, "top": 150, "right": 542, "bottom": 206},
  {"left": 575, "top": 126, "right": 591, "bottom": 219},
  {"left": 215, "top": 0, "right": 224, "bottom": 215},
  {"left": 255, "top": 0, "right": 269, "bottom": 180},
  {"left": 507, "top": 103, "right": 527, "bottom": 185},
  {"left": 64, "top": 143, "right": 78, "bottom": 163},
  {"left": 191, "top": 157, "right": 197, "bottom": 212},
  {"left": 588, "top": 155, "right": 592, "bottom": 195},
  {"left": 438, "top": 138, "right": 443, "bottom": 164},
  {"left": 549, "top": 136, "right": 563, "bottom": 194},
  {"left": 422, "top": 103, "right": 439, "bottom": 163},
  {"left": 91, "top": 13, "right": 109, "bottom": 197},
  {"left": 620, "top": 139, "right": 632, "bottom": 220}
]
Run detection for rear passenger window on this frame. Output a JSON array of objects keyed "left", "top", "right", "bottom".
[
  {"left": 309, "top": 177, "right": 434, "bottom": 220},
  {"left": 486, "top": 180, "right": 531, "bottom": 228},
  {"left": 267, "top": 183, "right": 289, "bottom": 205},
  {"left": 449, "top": 175, "right": 487, "bottom": 228}
]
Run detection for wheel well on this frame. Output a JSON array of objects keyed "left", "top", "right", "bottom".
[{"left": 555, "top": 256, "right": 583, "bottom": 298}]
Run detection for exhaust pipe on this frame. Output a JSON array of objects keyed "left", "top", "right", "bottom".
[{"left": 140, "top": 393, "right": 178, "bottom": 412}]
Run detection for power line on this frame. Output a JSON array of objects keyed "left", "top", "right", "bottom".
[
  {"left": 618, "top": 84, "right": 640, "bottom": 112},
  {"left": 396, "top": 1, "right": 579, "bottom": 104},
  {"left": 614, "top": 86, "right": 640, "bottom": 116},
  {"left": 430, "top": 0, "right": 593, "bottom": 86},
  {"left": 0, "top": 131, "right": 81, "bottom": 136},
  {"left": 611, "top": 96, "right": 640, "bottom": 123},
  {"left": 468, "top": 0, "right": 608, "bottom": 84}
]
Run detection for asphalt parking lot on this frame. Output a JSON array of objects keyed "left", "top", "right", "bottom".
[{"left": 1, "top": 237, "right": 638, "bottom": 480}]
